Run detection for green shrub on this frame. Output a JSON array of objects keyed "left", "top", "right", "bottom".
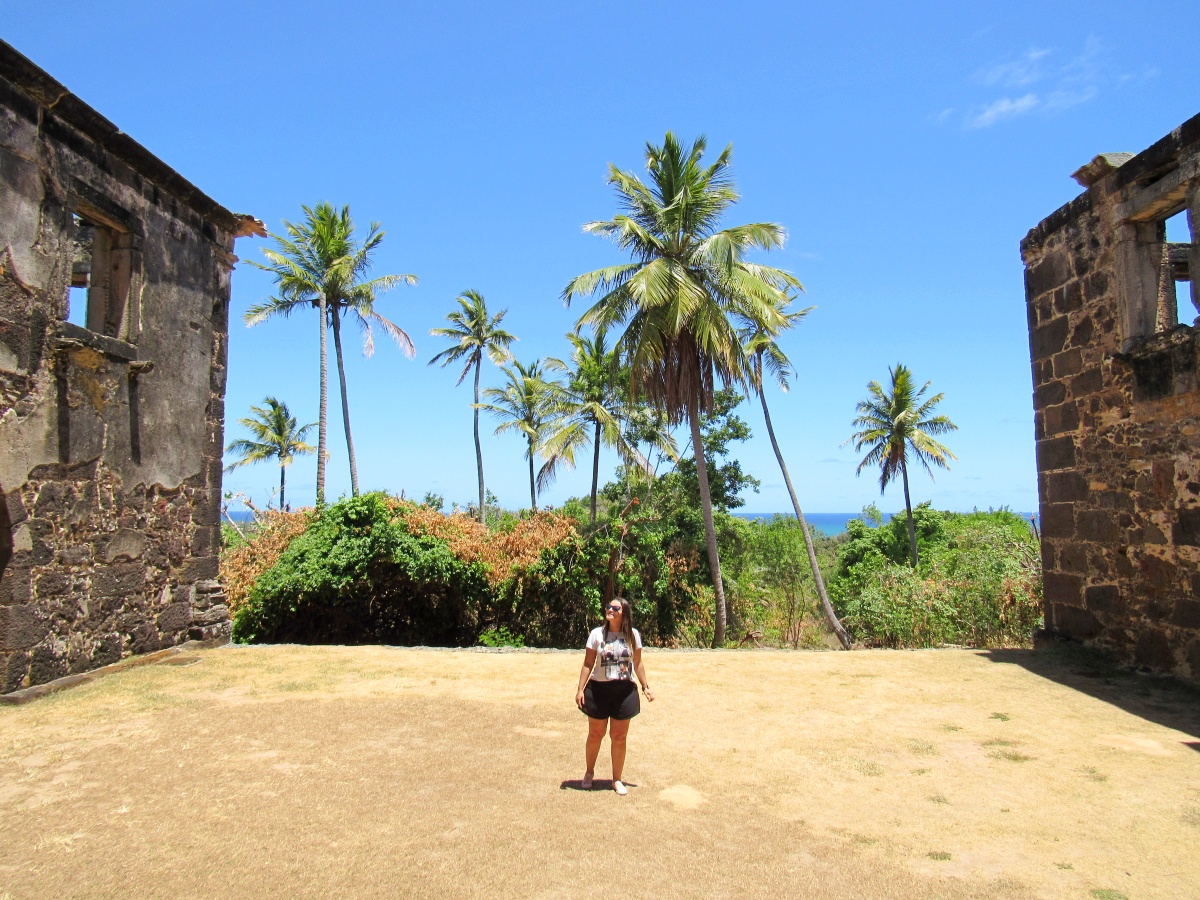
[
  {"left": 232, "top": 494, "right": 490, "bottom": 645},
  {"left": 477, "top": 626, "right": 525, "bottom": 648},
  {"left": 221, "top": 521, "right": 247, "bottom": 551},
  {"left": 231, "top": 493, "right": 707, "bottom": 649},
  {"left": 726, "top": 515, "right": 843, "bottom": 648},
  {"left": 829, "top": 509, "right": 1041, "bottom": 648}
]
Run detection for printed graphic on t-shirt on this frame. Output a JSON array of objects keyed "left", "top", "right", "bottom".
[{"left": 600, "top": 633, "right": 632, "bottom": 681}]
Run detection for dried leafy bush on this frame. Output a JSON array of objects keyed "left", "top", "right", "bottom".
[
  {"left": 397, "top": 500, "right": 575, "bottom": 585},
  {"left": 220, "top": 510, "right": 314, "bottom": 616}
]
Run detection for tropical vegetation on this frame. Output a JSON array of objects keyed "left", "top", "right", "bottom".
[
  {"left": 562, "top": 132, "right": 801, "bottom": 646},
  {"left": 847, "top": 363, "right": 958, "bottom": 567},
  {"left": 477, "top": 359, "right": 557, "bottom": 511},
  {"left": 540, "top": 330, "right": 669, "bottom": 523},
  {"left": 222, "top": 137, "right": 1039, "bottom": 658},
  {"left": 743, "top": 298, "right": 851, "bottom": 649},
  {"left": 246, "top": 202, "right": 418, "bottom": 503},
  {"left": 429, "top": 290, "right": 517, "bottom": 523},
  {"left": 828, "top": 506, "right": 1041, "bottom": 648},
  {"left": 223, "top": 397, "right": 316, "bottom": 511}
]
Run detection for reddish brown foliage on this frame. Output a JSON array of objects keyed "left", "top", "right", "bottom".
[
  {"left": 221, "top": 511, "right": 314, "bottom": 615},
  {"left": 393, "top": 499, "right": 577, "bottom": 585}
]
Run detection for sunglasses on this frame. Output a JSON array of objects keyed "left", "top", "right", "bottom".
[{"left": 605, "top": 604, "right": 622, "bottom": 612}]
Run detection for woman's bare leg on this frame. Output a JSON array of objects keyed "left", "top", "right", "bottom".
[
  {"left": 585, "top": 716, "right": 607, "bottom": 776},
  {"left": 609, "top": 718, "right": 630, "bottom": 782}
]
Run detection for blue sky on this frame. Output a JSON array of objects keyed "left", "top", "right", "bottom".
[{"left": 7, "top": 2, "right": 1197, "bottom": 514}]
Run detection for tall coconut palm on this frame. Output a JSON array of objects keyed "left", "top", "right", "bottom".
[
  {"left": 847, "top": 364, "right": 958, "bottom": 567},
  {"left": 429, "top": 290, "right": 516, "bottom": 523},
  {"left": 224, "top": 397, "right": 316, "bottom": 511},
  {"left": 477, "top": 359, "right": 557, "bottom": 511},
  {"left": 564, "top": 132, "right": 798, "bottom": 646},
  {"left": 245, "top": 203, "right": 417, "bottom": 500},
  {"left": 745, "top": 303, "right": 852, "bottom": 649},
  {"left": 540, "top": 330, "right": 659, "bottom": 522}
]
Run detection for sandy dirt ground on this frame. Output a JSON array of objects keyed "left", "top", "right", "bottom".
[{"left": 0, "top": 644, "right": 1197, "bottom": 899}]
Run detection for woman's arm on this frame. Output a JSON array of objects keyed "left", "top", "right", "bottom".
[
  {"left": 633, "top": 647, "right": 654, "bottom": 701},
  {"left": 575, "top": 647, "right": 597, "bottom": 710}
]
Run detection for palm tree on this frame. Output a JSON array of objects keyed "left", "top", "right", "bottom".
[
  {"left": 540, "top": 330, "right": 653, "bottom": 522},
  {"left": 564, "top": 132, "right": 798, "bottom": 646},
  {"left": 745, "top": 302, "right": 852, "bottom": 649},
  {"left": 429, "top": 290, "right": 516, "bottom": 523},
  {"left": 847, "top": 364, "right": 958, "bottom": 567},
  {"left": 224, "top": 397, "right": 316, "bottom": 511},
  {"left": 477, "top": 359, "right": 557, "bottom": 510},
  {"left": 245, "top": 203, "right": 417, "bottom": 500}
]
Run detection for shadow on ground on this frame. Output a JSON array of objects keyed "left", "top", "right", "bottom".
[
  {"left": 981, "top": 644, "right": 1200, "bottom": 748},
  {"left": 559, "top": 779, "right": 639, "bottom": 792}
]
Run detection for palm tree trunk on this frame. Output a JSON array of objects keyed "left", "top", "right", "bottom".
[
  {"left": 527, "top": 437, "right": 537, "bottom": 511},
  {"left": 279, "top": 463, "right": 286, "bottom": 512},
  {"left": 473, "top": 358, "right": 486, "bottom": 524},
  {"left": 330, "top": 304, "right": 359, "bottom": 496},
  {"left": 688, "top": 392, "right": 727, "bottom": 647},
  {"left": 589, "top": 420, "right": 602, "bottom": 523},
  {"left": 901, "top": 462, "right": 919, "bottom": 567},
  {"left": 316, "top": 292, "right": 328, "bottom": 507},
  {"left": 758, "top": 386, "right": 851, "bottom": 649}
]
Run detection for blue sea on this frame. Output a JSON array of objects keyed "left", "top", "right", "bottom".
[
  {"left": 733, "top": 512, "right": 888, "bottom": 536},
  {"left": 734, "top": 511, "right": 1038, "bottom": 537},
  {"left": 228, "top": 508, "right": 1036, "bottom": 536}
]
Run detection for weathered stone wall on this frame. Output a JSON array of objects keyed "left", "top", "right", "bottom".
[
  {"left": 1022, "top": 113, "right": 1200, "bottom": 682},
  {"left": 0, "top": 41, "right": 259, "bottom": 690}
]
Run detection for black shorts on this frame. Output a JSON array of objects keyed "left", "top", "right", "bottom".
[{"left": 582, "top": 679, "right": 640, "bottom": 720}]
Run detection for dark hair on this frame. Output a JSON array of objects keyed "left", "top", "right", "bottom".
[{"left": 604, "top": 597, "right": 635, "bottom": 648}]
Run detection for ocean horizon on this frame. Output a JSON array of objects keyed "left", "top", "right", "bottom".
[
  {"left": 733, "top": 511, "right": 890, "bottom": 536},
  {"left": 734, "top": 511, "right": 1039, "bottom": 537},
  {"left": 226, "top": 508, "right": 1037, "bottom": 537}
]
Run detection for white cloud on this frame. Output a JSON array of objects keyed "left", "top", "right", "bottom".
[
  {"left": 973, "top": 48, "right": 1051, "bottom": 88},
  {"left": 1042, "top": 86, "right": 1098, "bottom": 112},
  {"left": 962, "top": 37, "right": 1109, "bottom": 129},
  {"left": 967, "top": 93, "right": 1039, "bottom": 129}
]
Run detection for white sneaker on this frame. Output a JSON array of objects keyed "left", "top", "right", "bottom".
[
  {"left": 613, "top": 780, "right": 628, "bottom": 796},
  {"left": 581, "top": 772, "right": 593, "bottom": 790}
]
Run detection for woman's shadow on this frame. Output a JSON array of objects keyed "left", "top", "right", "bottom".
[{"left": 559, "top": 779, "right": 637, "bottom": 792}]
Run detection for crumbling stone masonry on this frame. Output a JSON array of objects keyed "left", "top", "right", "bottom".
[
  {"left": 1023, "top": 112, "right": 1200, "bottom": 682},
  {"left": 0, "top": 41, "right": 262, "bottom": 690}
]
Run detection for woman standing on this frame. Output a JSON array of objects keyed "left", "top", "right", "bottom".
[{"left": 575, "top": 597, "right": 654, "bottom": 795}]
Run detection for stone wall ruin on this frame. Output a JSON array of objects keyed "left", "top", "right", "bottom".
[
  {"left": 0, "top": 41, "right": 262, "bottom": 690},
  {"left": 1023, "top": 112, "right": 1200, "bottom": 682}
]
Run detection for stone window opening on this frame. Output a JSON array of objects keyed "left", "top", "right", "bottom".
[
  {"left": 1115, "top": 165, "right": 1199, "bottom": 350},
  {"left": 66, "top": 207, "right": 141, "bottom": 344},
  {"left": 1163, "top": 209, "right": 1193, "bottom": 328},
  {"left": 1114, "top": 193, "right": 1200, "bottom": 401}
]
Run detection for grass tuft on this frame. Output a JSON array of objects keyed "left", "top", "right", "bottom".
[
  {"left": 850, "top": 759, "right": 884, "bottom": 777},
  {"left": 989, "top": 749, "right": 1036, "bottom": 763},
  {"left": 990, "top": 712, "right": 1010, "bottom": 721},
  {"left": 927, "top": 851, "right": 951, "bottom": 861}
]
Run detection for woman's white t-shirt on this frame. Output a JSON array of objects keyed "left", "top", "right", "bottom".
[{"left": 587, "top": 626, "right": 642, "bottom": 683}]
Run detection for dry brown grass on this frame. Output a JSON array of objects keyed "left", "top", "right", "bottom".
[{"left": 1, "top": 646, "right": 1197, "bottom": 898}]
